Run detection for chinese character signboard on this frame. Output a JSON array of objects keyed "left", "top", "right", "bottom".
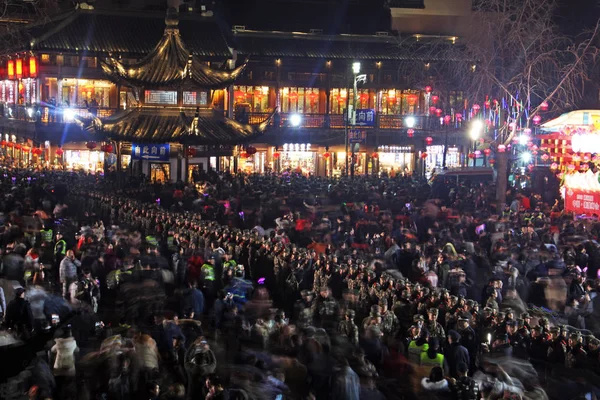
[
  {"left": 565, "top": 189, "right": 600, "bottom": 215},
  {"left": 131, "top": 143, "right": 170, "bottom": 161},
  {"left": 348, "top": 129, "right": 366, "bottom": 144},
  {"left": 354, "top": 109, "right": 376, "bottom": 127}
]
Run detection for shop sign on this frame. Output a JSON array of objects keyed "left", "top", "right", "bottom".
[
  {"left": 565, "top": 188, "right": 600, "bottom": 214},
  {"left": 131, "top": 143, "right": 170, "bottom": 161},
  {"left": 349, "top": 129, "right": 367, "bottom": 144},
  {"left": 354, "top": 109, "right": 376, "bottom": 127}
]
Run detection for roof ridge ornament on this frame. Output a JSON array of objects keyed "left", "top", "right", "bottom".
[{"left": 165, "top": 7, "right": 179, "bottom": 32}]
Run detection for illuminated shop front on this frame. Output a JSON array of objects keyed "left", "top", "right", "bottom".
[
  {"left": 234, "top": 86, "right": 273, "bottom": 112},
  {"left": 238, "top": 151, "right": 267, "bottom": 174},
  {"left": 280, "top": 143, "right": 316, "bottom": 174},
  {"left": 64, "top": 149, "right": 104, "bottom": 173},
  {"left": 377, "top": 146, "right": 414, "bottom": 175},
  {"left": 425, "top": 145, "right": 462, "bottom": 175},
  {"left": 332, "top": 151, "right": 366, "bottom": 176},
  {"left": 280, "top": 87, "right": 321, "bottom": 113},
  {"left": 42, "top": 78, "right": 116, "bottom": 108}
]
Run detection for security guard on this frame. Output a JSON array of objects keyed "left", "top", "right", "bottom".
[{"left": 40, "top": 225, "right": 53, "bottom": 244}]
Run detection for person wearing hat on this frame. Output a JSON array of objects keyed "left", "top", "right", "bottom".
[
  {"left": 448, "top": 362, "right": 479, "bottom": 400},
  {"left": 54, "top": 231, "right": 67, "bottom": 264},
  {"left": 379, "top": 299, "right": 399, "bottom": 338},
  {"left": 427, "top": 308, "right": 446, "bottom": 343},
  {"left": 566, "top": 332, "right": 587, "bottom": 369},
  {"left": 445, "top": 330, "right": 470, "bottom": 378},
  {"left": 4, "top": 287, "right": 33, "bottom": 339},
  {"left": 200, "top": 256, "right": 217, "bottom": 310},
  {"left": 408, "top": 330, "right": 429, "bottom": 364},
  {"left": 521, "top": 312, "right": 532, "bottom": 331},
  {"left": 456, "top": 315, "right": 478, "bottom": 371},
  {"left": 338, "top": 309, "right": 359, "bottom": 346},
  {"left": 362, "top": 305, "right": 382, "bottom": 332},
  {"left": 586, "top": 336, "right": 600, "bottom": 375},
  {"left": 420, "top": 337, "right": 445, "bottom": 369},
  {"left": 547, "top": 326, "right": 567, "bottom": 367},
  {"left": 529, "top": 326, "right": 549, "bottom": 379}
]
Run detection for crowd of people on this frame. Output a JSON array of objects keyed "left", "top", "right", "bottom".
[{"left": 0, "top": 170, "right": 599, "bottom": 400}]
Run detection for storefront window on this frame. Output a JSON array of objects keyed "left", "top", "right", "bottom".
[
  {"left": 280, "top": 143, "right": 315, "bottom": 174},
  {"left": 380, "top": 89, "right": 421, "bottom": 115},
  {"left": 377, "top": 146, "right": 414, "bottom": 175},
  {"left": 281, "top": 87, "right": 319, "bottom": 113},
  {"left": 425, "top": 145, "right": 461, "bottom": 176},
  {"left": 64, "top": 150, "right": 104, "bottom": 173},
  {"left": 48, "top": 78, "right": 114, "bottom": 108},
  {"left": 150, "top": 163, "right": 170, "bottom": 183},
  {"left": 233, "top": 86, "right": 270, "bottom": 112}
]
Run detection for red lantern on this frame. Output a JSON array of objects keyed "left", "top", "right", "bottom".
[
  {"left": 323, "top": 151, "right": 331, "bottom": 159},
  {"left": 56, "top": 148, "right": 64, "bottom": 156},
  {"left": 455, "top": 113, "right": 463, "bottom": 121},
  {"left": 431, "top": 95, "right": 439, "bottom": 104},
  {"left": 7, "top": 60, "right": 15, "bottom": 79},
  {"left": 105, "top": 144, "right": 114, "bottom": 153},
  {"left": 472, "top": 104, "right": 481, "bottom": 112},
  {"left": 246, "top": 146, "right": 257, "bottom": 155},
  {"left": 371, "top": 152, "right": 379, "bottom": 159},
  {"left": 29, "top": 56, "right": 38, "bottom": 78},
  {"left": 488, "top": 157, "right": 495, "bottom": 165},
  {"left": 0, "top": 140, "right": 6, "bottom": 147},
  {"left": 6, "top": 142, "right": 14, "bottom": 148},
  {"left": 528, "top": 164, "right": 534, "bottom": 172},
  {"left": 540, "top": 101, "right": 549, "bottom": 111},
  {"left": 424, "top": 85, "right": 432, "bottom": 93},
  {"left": 14, "top": 144, "right": 21, "bottom": 150},
  {"left": 443, "top": 115, "right": 452, "bottom": 125},
  {"left": 407, "top": 128, "right": 414, "bottom": 138},
  {"left": 22, "top": 146, "right": 30, "bottom": 153},
  {"left": 273, "top": 151, "right": 280, "bottom": 159},
  {"left": 187, "top": 147, "right": 197, "bottom": 157},
  {"left": 86, "top": 141, "right": 97, "bottom": 150},
  {"left": 425, "top": 136, "right": 433, "bottom": 145},
  {"left": 407, "top": 94, "right": 418, "bottom": 106},
  {"left": 550, "top": 162, "right": 558, "bottom": 170},
  {"left": 483, "top": 148, "right": 491, "bottom": 156},
  {"left": 497, "top": 144, "right": 506, "bottom": 153},
  {"left": 100, "top": 144, "right": 106, "bottom": 152},
  {"left": 429, "top": 106, "right": 437, "bottom": 114},
  {"left": 240, "top": 152, "right": 248, "bottom": 158},
  {"left": 435, "top": 109, "right": 443, "bottom": 117},
  {"left": 468, "top": 153, "right": 476, "bottom": 159},
  {"left": 533, "top": 115, "right": 542, "bottom": 125},
  {"left": 420, "top": 152, "right": 428, "bottom": 159},
  {"left": 15, "top": 58, "right": 23, "bottom": 79}
]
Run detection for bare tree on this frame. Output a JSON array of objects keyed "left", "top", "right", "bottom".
[
  {"left": 0, "top": 0, "right": 60, "bottom": 45},
  {"left": 398, "top": 0, "right": 600, "bottom": 210}
]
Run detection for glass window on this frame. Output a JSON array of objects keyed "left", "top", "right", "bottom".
[
  {"left": 233, "top": 86, "right": 269, "bottom": 112},
  {"left": 330, "top": 88, "right": 348, "bottom": 114},
  {"left": 144, "top": 90, "right": 177, "bottom": 105},
  {"left": 280, "top": 87, "right": 319, "bottom": 114},
  {"left": 183, "top": 91, "right": 197, "bottom": 105},
  {"left": 150, "top": 163, "right": 170, "bottom": 183}
]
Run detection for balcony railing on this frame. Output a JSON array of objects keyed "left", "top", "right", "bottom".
[
  {"left": 0, "top": 104, "right": 117, "bottom": 124},
  {"left": 237, "top": 112, "right": 463, "bottom": 131}
]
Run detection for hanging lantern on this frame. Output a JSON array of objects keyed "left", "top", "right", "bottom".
[
  {"left": 523, "top": 128, "right": 532, "bottom": 135},
  {"left": 273, "top": 151, "right": 280, "bottom": 159},
  {"left": 420, "top": 152, "right": 428, "bottom": 159},
  {"left": 100, "top": 144, "right": 106, "bottom": 152},
  {"left": 479, "top": 138, "right": 485, "bottom": 144},
  {"left": 424, "top": 85, "right": 432, "bottom": 93},
  {"left": 0, "top": 140, "right": 6, "bottom": 147},
  {"left": 105, "top": 144, "right": 114, "bottom": 153},
  {"left": 472, "top": 104, "right": 481, "bottom": 113},
  {"left": 86, "top": 141, "right": 97, "bottom": 150},
  {"left": 533, "top": 115, "right": 542, "bottom": 125},
  {"left": 550, "top": 162, "right": 558, "bottom": 170},
  {"left": 6, "top": 142, "right": 14, "bottom": 148},
  {"left": 455, "top": 113, "right": 463, "bottom": 121},
  {"left": 532, "top": 150, "right": 538, "bottom": 156},
  {"left": 429, "top": 106, "right": 437, "bottom": 114},
  {"left": 581, "top": 163, "right": 590, "bottom": 171},
  {"left": 240, "top": 152, "right": 248, "bottom": 158},
  {"left": 435, "top": 108, "right": 443, "bottom": 117},
  {"left": 7, "top": 60, "right": 15, "bottom": 80},
  {"left": 583, "top": 154, "right": 591, "bottom": 162},
  {"left": 567, "top": 164, "right": 576, "bottom": 171},
  {"left": 497, "top": 144, "right": 506, "bottom": 153},
  {"left": 444, "top": 115, "right": 452, "bottom": 124},
  {"left": 15, "top": 144, "right": 22, "bottom": 150},
  {"left": 407, "top": 94, "right": 419, "bottom": 106},
  {"left": 431, "top": 95, "right": 439, "bottom": 104},
  {"left": 15, "top": 58, "right": 23, "bottom": 79},
  {"left": 187, "top": 147, "right": 197, "bottom": 157},
  {"left": 22, "top": 146, "right": 30, "bottom": 153},
  {"left": 483, "top": 148, "right": 491, "bottom": 156},
  {"left": 512, "top": 136, "right": 520, "bottom": 144},
  {"left": 29, "top": 56, "right": 38, "bottom": 78},
  {"left": 572, "top": 154, "right": 581, "bottom": 163},
  {"left": 541, "top": 154, "right": 549, "bottom": 161},
  {"left": 485, "top": 100, "right": 491, "bottom": 109},
  {"left": 528, "top": 164, "right": 534, "bottom": 172},
  {"left": 425, "top": 136, "right": 433, "bottom": 145},
  {"left": 371, "top": 152, "right": 379, "bottom": 159},
  {"left": 323, "top": 151, "right": 331, "bottom": 159},
  {"left": 246, "top": 146, "right": 257, "bottom": 155},
  {"left": 468, "top": 153, "right": 476, "bottom": 159},
  {"left": 540, "top": 101, "right": 549, "bottom": 111},
  {"left": 56, "top": 147, "right": 63, "bottom": 156},
  {"left": 407, "top": 128, "right": 414, "bottom": 138}
]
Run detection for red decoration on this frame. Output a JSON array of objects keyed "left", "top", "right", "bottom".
[
  {"left": 55, "top": 148, "right": 64, "bottom": 156},
  {"left": 105, "top": 144, "right": 114, "bottom": 153},
  {"left": 424, "top": 85, "right": 432, "bottom": 93},
  {"left": 550, "top": 162, "right": 558, "bottom": 170},
  {"left": 497, "top": 144, "right": 506, "bottom": 153},
  {"left": 323, "top": 152, "right": 331, "bottom": 159},
  {"left": 246, "top": 146, "right": 257, "bottom": 155},
  {"left": 472, "top": 104, "right": 481, "bottom": 113},
  {"left": 0, "top": 140, "right": 6, "bottom": 147},
  {"left": 15, "top": 59, "right": 23, "bottom": 79},
  {"left": 14, "top": 144, "right": 21, "bottom": 150},
  {"left": 273, "top": 152, "right": 280, "bottom": 159},
  {"left": 371, "top": 152, "right": 379, "bottom": 159},
  {"left": 407, "top": 94, "right": 419, "bottom": 106},
  {"left": 187, "top": 147, "right": 197, "bottom": 157},
  {"left": 455, "top": 113, "right": 463, "bottom": 121},
  {"left": 240, "top": 152, "right": 248, "bottom": 158},
  {"left": 533, "top": 115, "right": 542, "bottom": 125},
  {"left": 488, "top": 157, "right": 495, "bottom": 165},
  {"left": 22, "top": 146, "right": 30, "bottom": 153},
  {"left": 425, "top": 136, "right": 433, "bottom": 145},
  {"left": 483, "top": 148, "right": 491, "bottom": 156},
  {"left": 86, "top": 141, "right": 97, "bottom": 150},
  {"left": 7, "top": 60, "right": 14, "bottom": 79},
  {"left": 431, "top": 95, "right": 439, "bottom": 104},
  {"left": 6, "top": 142, "right": 14, "bottom": 148},
  {"left": 443, "top": 115, "right": 452, "bottom": 124},
  {"left": 540, "top": 101, "right": 549, "bottom": 111},
  {"left": 29, "top": 56, "right": 38, "bottom": 78},
  {"left": 435, "top": 108, "right": 443, "bottom": 117},
  {"left": 407, "top": 128, "right": 414, "bottom": 138},
  {"left": 420, "top": 152, "right": 428, "bottom": 159},
  {"left": 468, "top": 153, "right": 476, "bottom": 159},
  {"left": 429, "top": 106, "right": 437, "bottom": 114}
]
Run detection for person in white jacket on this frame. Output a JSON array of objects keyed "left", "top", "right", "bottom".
[{"left": 50, "top": 329, "right": 79, "bottom": 377}]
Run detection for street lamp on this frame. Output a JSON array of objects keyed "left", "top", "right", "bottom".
[
  {"left": 289, "top": 113, "right": 302, "bottom": 127},
  {"left": 352, "top": 62, "right": 361, "bottom": 75},
  {"left": 405, "top": 116, "right": 416, "bottom": 128},
  {"left": 345, "top": 61, "right": 363, "bottom": 178},
  {"left": 469, "top": 120, "right": 483, "bottom": 167}
]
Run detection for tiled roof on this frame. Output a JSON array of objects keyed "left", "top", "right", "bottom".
[
  {"left": 89, "top": 107, "right": 273, "bottom": 145},
  {"left": 233, "top": 31, "right": 455, "bottom": 61},
  {"left": 9, "top": 9, "right": 232, "bottom": 59}
]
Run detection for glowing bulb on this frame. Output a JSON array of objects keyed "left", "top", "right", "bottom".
[{"left": 289, "top": 114, "right": 302, "bottom": 127}]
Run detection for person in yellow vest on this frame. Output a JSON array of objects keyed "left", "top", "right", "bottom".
[
  {"left": 40, "top": 225, "right": 53, "bottom": 244},
  {"left": 201, "top": 256, "right": 216, "bottom": 309},
  {"left": 54, "top": 232, "right": 67, "bottom": 261},
  {"left": 408, "top": 334, "right": 429, "bottom": 364},
  {"left": 420, "top": 337, "right": 444, "bottom": 369}
]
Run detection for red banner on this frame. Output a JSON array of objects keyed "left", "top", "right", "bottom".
[{"left": 565, "top": 188, "right": 600, "bottom": 214}]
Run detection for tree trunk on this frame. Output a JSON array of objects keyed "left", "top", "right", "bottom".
[{"left": 495, "top": 151, "right": 509, "bottom": 213}]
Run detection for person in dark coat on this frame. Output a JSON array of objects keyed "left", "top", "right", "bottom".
[
  {"left": 5, "top": 287, "right": 33, "bottom": 338},
  {"left": 444, "top": 330, "right": 470, "bottom": 378}
]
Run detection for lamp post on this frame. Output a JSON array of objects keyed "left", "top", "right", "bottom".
[
  {"left": 469, "top": 120, "right": 483, "bottom": 167},
  {"left": 345, "top": 61, "right": 362, "bottom": 177}
]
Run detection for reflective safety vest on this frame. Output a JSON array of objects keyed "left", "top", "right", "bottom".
[
  {"left": 145, "top": 235, "right": 158, "bottom": 247},
  {"left": 420, "top": 351, "right": 444, "bottom": 368},
  {"left": 201, "top": 264, "right": 215, "bottom": 281},
  {"left": 41, "top": 229, "right": 53, "bottom": 243},
  {"left": 408, "top": 340, "right": 429, "bottom": 364},
  {"left": 167, "top": 236, "right": 177, "bottom": 251},
  {"left": 54, "top": 239, "right": 67, "bottom": 256}
]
